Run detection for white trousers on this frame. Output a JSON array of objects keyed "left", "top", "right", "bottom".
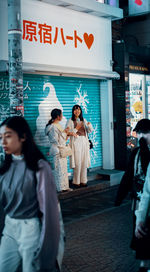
[
  {"left": 0, "top": 215, "right": 40, "bottom": 272},
  {"left": 73, "top": 136, "right": 88, "bottom": 185}
]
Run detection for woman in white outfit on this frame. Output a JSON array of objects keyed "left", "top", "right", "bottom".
[
  {"left": 67, "top": 105, "right": 93, "bottom": 188},
  {"left": 45, "top": 108, "right": 72, "bottom": 193}
]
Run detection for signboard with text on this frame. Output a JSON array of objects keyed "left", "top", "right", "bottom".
[
  {"left": 129, "top": 0, "right": 149, "bottom": 16},
  {"left": 0, "top": 0, "right": 112, "bottom": 72}
]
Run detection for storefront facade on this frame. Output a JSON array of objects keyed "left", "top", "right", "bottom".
[
  {"left": 112, "top": 0, "right": 150, "bottom": 169},
  {"left": 0, "top": 0, "right": 123, "bottom": 170},
  {"left": 126, "top": 66, "right": 150, "bottom": 150}
]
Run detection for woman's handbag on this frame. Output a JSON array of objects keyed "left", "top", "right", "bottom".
[
  {"left": 59, "top": 145, "right": 72, "bottom": 158},
  {"left": 89, "top": 139, "right": 93, "bottom": 149}
]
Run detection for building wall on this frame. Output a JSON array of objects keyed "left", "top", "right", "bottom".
[
  {"left": 112, "top": 42, "right": 127, "bottom": 170},
  {"left": 124, "top": 16, "right": 150, "bottom": 48}
]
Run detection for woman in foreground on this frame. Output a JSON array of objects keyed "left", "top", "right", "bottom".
[{"left": 0, "top": 116, "right": 60, "bottom": 272}]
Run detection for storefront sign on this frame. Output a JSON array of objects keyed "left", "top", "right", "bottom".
[
  {"left": 0, "top": 0, "right": 112, "bottom": 72},
  {"left": 129, "top": 65, "right": 149, "bottom": 72},
  {"left": 22, "top": 20, "right": 94, "bottom": 50},
  {"left": 129, "top": 0, "right": 149, "bottom": 15}
]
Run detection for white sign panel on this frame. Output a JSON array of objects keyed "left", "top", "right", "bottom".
[
  {"left": 0, "top": 0, "right": 112, "bottom": 72},
  {"left": 129, "top": 0, "right": 149, "bottom": 15}
]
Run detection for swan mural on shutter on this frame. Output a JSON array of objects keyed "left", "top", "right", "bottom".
[{"left": 35, "top": 82, "right": 67, "bottom": 147}]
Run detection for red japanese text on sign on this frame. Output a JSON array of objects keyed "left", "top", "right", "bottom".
[
  {"left": 38, "top": 23, "right": 52, "bottom": 44},
  {"left": 23, "top": 20, "right": 37, "bottom": 42},
  {"left": 22, "top": 19, "right": 94, "bottom": 49}
]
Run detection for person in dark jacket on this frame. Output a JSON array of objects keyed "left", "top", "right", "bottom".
[
  {"left": 0, "top": 116, "right": 60, "bottom": 272},
  {"left": 115, "top": 118, "right": 150, "bottom": 272}
]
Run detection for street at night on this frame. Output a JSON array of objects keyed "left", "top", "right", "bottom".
[{"left": 61, "top": 186, "right": 139, "bottom": 272}]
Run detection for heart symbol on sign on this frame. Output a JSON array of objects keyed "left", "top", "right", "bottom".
[
  {"left": 135, "top": 0, "right": 143, "bottom": 5},
  {"left": 83, "top": 33, "right": 94, "bottom": 50}
]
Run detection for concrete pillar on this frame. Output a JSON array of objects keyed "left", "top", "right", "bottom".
[
  {"left": 100, "top": 80, "right": 114, "bottom": 169},
  {"left": 8, "top": 0, "right": 24, "bottom": 116}
]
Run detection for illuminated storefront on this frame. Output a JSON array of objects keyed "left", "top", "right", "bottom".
[{"left": 126, "top": 66, "right": 150, "bottom": 150}]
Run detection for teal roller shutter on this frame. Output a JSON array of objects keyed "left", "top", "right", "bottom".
[
  {"left": 0, "top": 73, "right": 102, "bottom": 169},
  {"left": 23, "top": 74, "right": 102, "bottom": 169}
]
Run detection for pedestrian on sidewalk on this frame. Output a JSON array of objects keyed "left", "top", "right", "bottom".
[
  {"left": 66, "top": 104, "right": 93, "bottom": 188},
  {"left": 45, "top": 108, "right": 73, "bottom": 192},
  {"left": 135, "top": 163, "right": 150, "bottom": 272},
  {"left": 115, "top": 119, "right": 150, "bottom": 272},
  {"left": 0, "top": 116, "right": 60, "bottom": 272}
]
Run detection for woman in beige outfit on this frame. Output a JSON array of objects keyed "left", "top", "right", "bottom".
[
  {"left": 45, "top": 108, "right": 72, "bottom": 192},
  {"left": 67, "top": 105, "right": 93, "bottom": 188}
]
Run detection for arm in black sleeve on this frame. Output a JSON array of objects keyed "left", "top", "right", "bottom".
[{"left": 115, "top": 148, "right": 138, "bottom": 206}]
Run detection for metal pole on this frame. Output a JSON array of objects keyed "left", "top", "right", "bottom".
[{"left": 8, "top": 0, "right": 24, "bottom": 116}]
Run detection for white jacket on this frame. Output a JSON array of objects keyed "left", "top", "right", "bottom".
[
  {"left": 45, "top": 124, "right": 67, "bottom": 156},
  {"left": 66, "top": 118, "right": 93, "bottom": 168}
]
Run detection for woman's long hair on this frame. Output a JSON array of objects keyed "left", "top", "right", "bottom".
[
  {"left": 139, "top": 137, "right": 150, "bottom": 175},
  {"left": 71, "top": 105, "right": 83, "bottom": 121},
  {"left": 0, "top": 116, "right": 45, "bottom": 174},
  {"left": 46, "top": 108, "right": 62, "bottom": 127}
]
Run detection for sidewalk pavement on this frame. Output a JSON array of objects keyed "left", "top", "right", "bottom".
[
  {"left": 59, "top": 168, "right": 124, "bottom": 201},
  {"left": 60, "top": 186, "right": 140, "bottom": 272}
]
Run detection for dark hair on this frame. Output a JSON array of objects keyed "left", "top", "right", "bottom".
[
  {"left": 0, "top": 116, "right": 45, "bottom": 174},
  {"left": 139, "top": 137, "right": 150, "bottom": 175},
  {"left": 71, "top": 105, "right": 83, "bottom": 121},
  {"left": 46, "top": 108, "right": 62, "bottom": 127},
  {"left": 133, "top": 119, "right": 150, "bottom": 133}
]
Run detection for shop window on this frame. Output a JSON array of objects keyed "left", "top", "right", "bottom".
[
  {"left": 126, "top": 73, "right": 144, "bottom": 150},
  {"left": 107, "top": 0, "right": 119, "bottom": 7},
  {"left": 146, "top": 75, "right": 150, "bottom": 119}
]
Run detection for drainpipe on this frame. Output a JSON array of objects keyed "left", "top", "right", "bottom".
[{"left": 8, "top": 0, "right": 24, "bottom": 116}]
